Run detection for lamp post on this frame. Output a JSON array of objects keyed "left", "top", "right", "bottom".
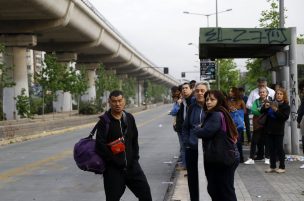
[{"left": 183, "top": 8, "right": 232, "bottom": 27}]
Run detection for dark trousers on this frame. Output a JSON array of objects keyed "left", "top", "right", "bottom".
[
  {"left": 103, "top": 162, "right": 152, "bottom": 201},
  {"left": 244, "top": 113, "right": 251, "bottom": 142},
  {"left": 237, "top": 128, "right": 244, "bottom": 162},
  {"left": 204, "top": 160, "right": 239, "bottom": 201},
  {"left": 185, "top": 148, "right": 199, "bottom": 201},
  {"left": 250, "top": 128, "right": 269, "bottom": 159},
  {"left": 268, "top": 135, "right": 285, "bottom": 169}
]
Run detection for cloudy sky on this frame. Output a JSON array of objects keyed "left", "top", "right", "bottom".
[{"left": 88, "top": 0, "right": 304, "bottom": 81}]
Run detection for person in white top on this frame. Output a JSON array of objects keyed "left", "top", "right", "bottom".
[{"left": 246, "top": 77, "right": 275, "bottom": 110}]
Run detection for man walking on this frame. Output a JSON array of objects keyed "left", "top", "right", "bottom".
[{"left": 95, "top": 90, "right": 152, "bottom": 201}]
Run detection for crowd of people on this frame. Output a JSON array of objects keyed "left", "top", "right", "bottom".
[{"left": 169, "top": 77, "right": 296, "bottom": 201}]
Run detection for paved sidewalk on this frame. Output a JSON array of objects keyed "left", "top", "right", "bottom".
[{"left": 170, "top": 144, "right": 304, "bottom": 201}]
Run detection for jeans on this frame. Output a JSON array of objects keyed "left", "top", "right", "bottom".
[{"left": 177, "top": 132, "right": 186, "bottom": 168}]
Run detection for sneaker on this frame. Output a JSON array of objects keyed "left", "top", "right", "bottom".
[
  {"left": 244, "top": 158, "right": 255, "bottom": 165},
  {"left": 265, "top": 168, "right": 276, "bottom": 173},
  {"left": 264, "top": 158, "right": 270, "bottom": 165},
  {"left": 276, "top": 168, "right": 286, "bottom": 173},
  {"left": 300, "top": 164, "right": 304, "bottom": 169}
]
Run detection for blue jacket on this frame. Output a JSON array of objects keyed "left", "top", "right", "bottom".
[{"left": 182, "top": 102, "right": 205, "bottom": 149}]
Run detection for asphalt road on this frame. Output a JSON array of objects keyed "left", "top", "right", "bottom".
[{"left": 0, "top": 105, "right": 179, "bottom": 201}]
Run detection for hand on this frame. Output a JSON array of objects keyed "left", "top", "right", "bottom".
[
  {"left": 270, "top": 104, "right": 278, "bottom": 111},
  {"left": 264, "top": 102, "right": 270, "bottom": 108}
]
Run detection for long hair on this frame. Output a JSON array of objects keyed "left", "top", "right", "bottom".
[
  {"left": 275, "top": 87, "right": 289, "bottom": 104},
  {"left": 203, "top": 90, "right": 238, "bottom": 141},
  {"left": 229, "top": 87, "right": 242, "bottom": 101}
]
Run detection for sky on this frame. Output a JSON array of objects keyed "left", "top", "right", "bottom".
[{"left": 88, "top": 0, "right": 304, "bottom": 82}]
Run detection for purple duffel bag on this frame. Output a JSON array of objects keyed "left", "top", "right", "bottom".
[{"left": 73, "top": 123, "right": 105, "bottom": 174}]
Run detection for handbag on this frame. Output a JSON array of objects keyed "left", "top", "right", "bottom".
[
  {"left": 257, "top": 113, "right": 267, "bottom": 126},
  {"left": 230, "top": 109, "right": 244, "bottom": 130},
  {"left": 204, "top": 113, "right": 236, "bottom": 166},
  {"left": 73, "top": 123, "right": 105, "bottom": 174}
]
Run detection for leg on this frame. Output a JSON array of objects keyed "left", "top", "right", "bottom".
[
  {"left": 268, "top": 135, "right": 276, "bottom": 169},
  {"left": 276, "top": 135, "right": 285, "bottom": 169},
  {"left": 244, "top": 113, "right": 251, "bottom": 143},
  {"left": 126, "top": 162, "right": 152, "bottom": 201},
  {"left": 204, "top": 162, "right": 218, "bottom": 201},
  {"left": 103, "top": 166, "right": 126, "bottom": 201},
  {"left": 177, "top": 132, "right": 186, "bottom": 168},
  {"left": 185, "top": 148, "right": 199, "bottom": 201},
  {"left": 237, "top": 128, "right": 244, "bottom": 162}
]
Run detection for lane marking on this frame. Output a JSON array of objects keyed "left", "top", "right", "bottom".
[{"left": 0, "top": 111, "right": 168, "bottom": 183}]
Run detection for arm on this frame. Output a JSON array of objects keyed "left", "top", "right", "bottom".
[
  {"left": 193, "top": 112, "right": 221, "bottom": 140},
  {"left": 95, "top": 119, "right": 114, "bottom": 163},
  {"left": 182, "top": 108, "right": 191, "bottom": 146},
  {"left": 251, "top": 99, "right": 262, "bottom": 116},
  {"left": 169, "top": 102, "right": 180, "bottom": 116},
  {"left": 130, "top": 114, "right": 140, "bottom": 161},
  {"left": 273, "top": 103, "right": 290, "bottom": 122},
  {"left": 246, "top": 91, "right": 254, "bottom": 109}
]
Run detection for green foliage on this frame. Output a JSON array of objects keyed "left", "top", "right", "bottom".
[
  {"left": 95, "top": 64, "right": 120, "bottom": 109},
  {"left": 145, "top": 81, "right": 167, "bottom": 103},
  {"left": 218, "top": 59, "right": 240, "bottom": 93},
  {"left": 259, "top": 0, "right": 283, "bottom": 28},
  {"left": 0, "top": 46, "right": 15, "bottom": 88},
  {"left": 15, "top": 88, "right": 31, "bottom": 118},
  {"left": 29, "top": 97, "right": 44, "bottom": 115},
  {"left": 121, "top": 77, "right": 136, "bottom": 104},
  {"left": 298, "top": 34, "right": 304, "bottom": 44},
  {"left": 67, "top": 66, "right": 88, "bottom": 96},
  {"left": 79, "top": 101, "right": 100, "bottom": 114}
]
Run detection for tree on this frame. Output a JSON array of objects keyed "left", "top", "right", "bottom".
[
  {"left": 298, "top": 34, "right": 304, "bottom": 44},
  {"left": 259, "top": 0, "right": 283, "bottom": 28},
  {"left": 121, "top": 77, "right": 136, "bottom": 104},
  {"left": 218, "top": 59, "right": 240, "bottom": 93},
  {"left": 67, "top": 66, "right": 89, "bottom": 113}
]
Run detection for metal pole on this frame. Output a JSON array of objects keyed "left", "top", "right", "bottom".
[
  {"left": 215, "top": 0, "right": 218, "bottom": 27},
  {"left": 290, "top": 27, "right": 299, "bottom": 154},
  {"left": 206, "top": 16, "right": 209, "bottom": 27},
  {"left": 279, "top": 0, "right": 285, "bottom": 28},
  {"left": 216, "top": 0, "right": 220, "bottom": 90}
]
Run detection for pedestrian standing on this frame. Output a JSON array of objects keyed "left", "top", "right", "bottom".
[
  {"left": 175, "top": 82, "right": 194, "bottom": 170},
  {"left": 262, "top": 87, "right": 290, "bottom": 173},
  {"left": 95, "top": 90, "right": 152, "bottom": 201},
  {"left": 182, "top": 82, "right": 209, "bottom": 201},
  {"left": 194, "top": 90, "right": 239, "bottom": 201},
  {"left": 238, "top": 87, "right": 251, "bottom": 144}
]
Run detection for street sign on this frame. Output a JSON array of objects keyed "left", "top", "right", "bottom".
[{"left": 200, "top": 60, "right": 216, "bottom": 80}]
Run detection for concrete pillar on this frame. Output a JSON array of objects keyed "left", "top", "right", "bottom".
[
  {"left": 289, "top": 27, "right": 299, "bottom": 154},
  {"left": 137, "top": 80, "right": 144, "bottom": 106},
  {"left": 78, "top": 63, "right": 98, "bottom": 102},
  {"left": 0, "top": 34, "right": 37, "bottom": 120},
  {"left": 53, "top": 52, "right": 77, "bottom": 112}
]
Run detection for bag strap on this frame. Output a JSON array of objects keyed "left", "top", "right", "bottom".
[
  {"left": 89, "top": 112, "right": 111, "bottom": 138},
  {"left": 220, "top": 112, "right": 227, "bottom": 132}
]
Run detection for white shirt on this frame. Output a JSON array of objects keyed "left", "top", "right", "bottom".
[{"left": 246, "top": 87, "right": 275, "bottom": 109}]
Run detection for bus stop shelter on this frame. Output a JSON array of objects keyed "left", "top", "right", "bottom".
[{"left": 199, "top": 27, "right": 299, "bottom": 154}]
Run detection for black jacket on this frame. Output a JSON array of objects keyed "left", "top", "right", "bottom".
[
  {"left": 95, "top": 110, "right": 140, "bottom": 169},
  {"left": 175, "top": 95, "right": 194, "bottom": 133},
  {"left": 261, "top": 102, "right": 290, "bottom": 136}
]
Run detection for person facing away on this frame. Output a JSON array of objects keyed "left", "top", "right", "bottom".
[
  {"left": 262, "top": 87, "right": 290, "bottom": 173},
  {"left": 175, "top": 82, "right": 194, "bottom": 170},
  {"left": 227, "top": 86, "right": 246, "bottom": 163},
  {"left": 95, "top": 90, "right": 152, "bottom": 201},
  {"left": 193, "top": 90, "right": 239, "bottom": 201},
  {"left": 297, "top": 80, "right": 304, "bottom": 169},
  {"left": 238, "top": 87, "right": 251, "bottom": 144},
  {"left": 244, "top": 87, "right": 270, "bottom": 165},
  {"left": 182, "top": 82, "right": 209, "bottom": 201}
]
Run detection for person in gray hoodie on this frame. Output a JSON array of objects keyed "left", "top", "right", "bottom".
[{"left": 182, "top": 82, "right": 209, "bottom": 201}]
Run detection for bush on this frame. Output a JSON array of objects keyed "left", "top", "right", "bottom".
[{"left": 79, "top": 101, "right": 99, "bottom": 114}]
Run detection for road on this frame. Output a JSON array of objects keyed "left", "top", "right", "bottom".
[{"left": 0, "top": 105, "right": 179, "bottom": 201}]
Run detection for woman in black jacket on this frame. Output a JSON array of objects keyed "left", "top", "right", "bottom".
[{"left": 261, "top": 87, "right": 290, "bottom": 173}]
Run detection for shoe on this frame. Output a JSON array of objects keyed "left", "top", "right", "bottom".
[
  {"left": 244, "top": 158, "right": 255, "bottom": 165},
  {"left": 265, "top": 168, "right": 276, "bottom": 173},
  {"left": 300, "top": 164, "right": 304, "bottom": 169},
  {"left": 264, "top": 158, "right": 270, "bottom": 165},
  {"left": 276, "top": 168, "right": 286, "bottom": 173}
]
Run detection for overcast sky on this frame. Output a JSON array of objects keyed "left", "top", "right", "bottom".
[{"left": 88, "top": 0, "right": 304, "bottom": 81}]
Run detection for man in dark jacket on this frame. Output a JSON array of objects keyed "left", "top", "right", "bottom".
[
  {"left": 95, "top": 90, "right": 152, "bottom": 201},
  {"left": 175, "top": 82, "right": 194, "bottom": 169}
]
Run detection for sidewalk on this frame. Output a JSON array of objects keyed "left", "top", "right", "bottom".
[{"left": 170, "top": 143, "right": 304, "bottom": 201}]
